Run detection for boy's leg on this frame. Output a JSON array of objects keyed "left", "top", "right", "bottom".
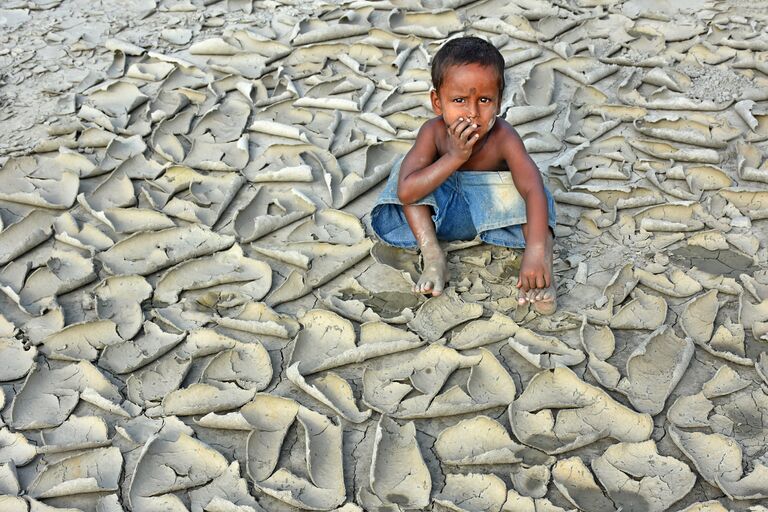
[
  {"left": 403, "top": 204, "right": 447, "bottom": 296},
  {"left": 520, "top": 223, "right": 556, "bottom": 315}
]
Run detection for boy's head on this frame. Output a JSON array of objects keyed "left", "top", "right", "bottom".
[{"left": 431, "top": 36, "right": 505, "bottom": 96}]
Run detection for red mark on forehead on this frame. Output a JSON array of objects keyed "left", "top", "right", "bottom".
[{"left": 469, "top": 88, "right": 476, "bottom": 94}]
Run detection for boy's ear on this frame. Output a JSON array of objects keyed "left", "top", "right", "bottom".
[{"left": 430, "top": 89, "right": 442, "bottom": 115}]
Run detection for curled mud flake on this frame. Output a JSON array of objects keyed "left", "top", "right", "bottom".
[
  {"left": 161, "top": 382, "right": 256, "bottom": 416},
  {"left": 93, "top": 275, "right": 152, "bottom": 339},
  {"left": 619, "top": 70, "right": 731, "bottom": 111},
  {"left": 287, "top": 209, "right": 365, "bottom": 245},
  {"left": 99, "top": 225, "right": 235, "bottom": 276},
  {"left": 14, "top": 248, "right": 96, "bottom": 316},
  {"left": 286, "top": 364, "right": 370, "bottom": 423},
  {"left": 719, "top": 188, "right": 768, "bottom": 220},
  {"left": 602, "top": 263, "right": 638, "bottom": 305},
  {"left": 552, "top": 457, "right": 615, "bottom": 512},
  {"left": 152, "top": 172, "right": 245, "bottom": 228},
  {"left": 0, "top": 337, "right": 37, "bottom": 381},
  {"left": 668, "top": 392, "right": 714, "bottom": 428},
  {"left": 553, "top": 189, "right": 602, "bottom": 209},
  {"left": 687, "top": 267, "right": 742, "bottom": 295},
  {"left": 371, "top": 416, "right": 431, "bottom": 509},
  {"left": 681, "top": 289, "right": 719, "bottom": 344},
  {"left": 592, "top": 441, "right": 696, "bottom": 512},
  {"left": 579, "top": 320, "right": 615, "bottom": 360},
  {"left": 511, "top": 465, "right": 550, "bottom": 499},
  {"left": 214, "top": 302, "right": 299, "bottom": 339},
  {"left": 740, "top": 292, "right": 768, "bottom": 331},
  {"left": 670, "top": 426, "right": 768, "bottom": 500},
  {"left": 620, "top": 325, "right": 694, "bottom": 415},
  {"left": 243, "top": 395, "right": 300, "bottom": 481},
  {"left": 737, "top": 141, "right": 768, "bottom": 184},
  {"left": 183, "top": 134, "right": 250, "bottom": 172},
  {"left": 408, "top": 288, "right": 483, "bottom": 342},
  {"left": 40, "top": 415, "right": 109, "bottom": 454},
  {"left": 40, "top": 320, "right": 122, "bottom": 362},
  {"left": 521, "top": 61, "right": 556, "bottom": 107},
  {"left": 129, "top": 431, "right": 228, "bottom": 509},
  {"left": 0, "top": 156, "right": 79, "bottom": 209},
  {"left": 553, "top": 57, "right": 619, "bottom": 85},
  {"left": 434, "top": 473, "right": 508, "bottom": 512},
  {"left": 679, "top": 502, "right": 729, "bottom": 512},
  {"left": 449, "top": 312, "right": 519, "bottom": 350},
  {"left": 249, "top": 119, "right": 311, "bottom": 142},
  {"left": 702, "top": 365, "right": 751, "bottom": 399},
  {"left": 246, "top": 397, "right": 346, "bottom": 510},
  {"left": 360, "top": 321, "right": 421, "bottom": 345},
  {"left": 195, "top": 411, "right": 253, "bottom": 431},
  {"left": 53, "top": 212, "right": 114, "bottom": 252},
  {"left": 635, "top": 202, "right": 707, "bottom": 232},
  {"left": 435, "top": 416, "right": 531, "bottom": 465},
  {"left": 509, "top": 366, "right": 653, "bottom": 454},
  {"left": 634, "top": 115, "right": 740, "bottom": 149},
  {"left": 28, "top": 446, "right": 122, "bottom": 499},
  {"left": 363, "top": 345, "right": 514, "bottom": 419},
  {"left": 507, "top": 328, "right": 585, "bottom": 369},
  {"left": 642, "top": 68, "right": 691, "bottom": 92},
  {"left": 234, "top": 186, "right": 316, "bottom": 243},
  {"left": 0, "top": 211, "right": 54, "bottom": 267},
  {"left": 290, "top": 18, "right": 371, "bottom": 46},
  {"left": 98, "top": 321, "right": 185, "bottom": 374},
  {"left": 126, "top": 353, "right": 192, "bottom": 406},
  {"left": 291, "top": 309, "right": 423, "bottom": 375},
  {"left": 189, "top": 461, "right": 264, "bottom": 512},
  {"left": 318, "top": 274, "right": 419, "bottom": 325},
  {"left": 588, "top": 358, "right": 622, "bottom": 389},
  {"left": 610, "top": 288, "right": 667, "bottom": 330},
  {"left": 757, "top": 353, "right": 768, "bottom": 388},
  {"left": 389, "top": 9, "right": 462, "bottom": 38},
  {"left": 154, "top": 244, "right": 271, "bottom": 305},
  {"left": 0, "top": 428, "right": 37, "bottom": 466},
  {"left": 202, "top": 341, "right": 272, "bottom": 391},
  {"left": 332, "top": 142, "right": 406, "bottom": 209},
  {"left": 505, "top": 104, "right": 557, "bottom": 126},
  {"left": 635, "top": 267, "right": 703, "bottom": 298},
  {"left": 265, "top": 239, "right": 373, "bottom": 306},
  {"left": 0, "top": 461, "right": 21, "bottom": 495},
  {"left": 687, "top": 230, "right": 729, "bottom": 251}
]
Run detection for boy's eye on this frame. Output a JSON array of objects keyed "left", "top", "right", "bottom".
[
  {"left": 480, "top": 98, "right": 492, "bottom": 103},
  {"left": 453, "top": 98, "right": 465, "bottom": 103}
]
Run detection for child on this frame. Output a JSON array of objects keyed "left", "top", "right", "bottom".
[{"left": 370, "top": 36, "right": 557, "bottom": 314}]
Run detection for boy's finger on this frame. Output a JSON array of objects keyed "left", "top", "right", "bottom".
[
  {"left": 536, "top": 275, "right": 546, "bottom": 290},
  {"left": 459, "top": 123, "right": 478, "bottom": 140}
]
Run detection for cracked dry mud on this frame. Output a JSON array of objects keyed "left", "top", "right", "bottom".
[{"left": 1, "top": 0, "right": 768, "bottom": 511}]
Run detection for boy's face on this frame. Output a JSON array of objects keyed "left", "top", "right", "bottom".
[{"left": 431, "top": 63, "right": 502, "bottom": 139}]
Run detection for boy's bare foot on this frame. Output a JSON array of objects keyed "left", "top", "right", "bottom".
[
  {"left": 414, "top": 245, "right": 447, "bottom": 296},
  {"left": 517, "top": 233, "right": 557, "bottom": 315}
]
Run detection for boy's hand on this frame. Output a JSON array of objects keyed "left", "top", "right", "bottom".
[
  {"left": 446, "top": 117, "right": 480, "bottom": 162},
  {"left": 517, "top": 244, "right": 551, "bottom": 294}
]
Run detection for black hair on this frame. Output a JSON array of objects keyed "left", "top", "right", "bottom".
[{"left": 431, "top": 36, "right": 505, "bottom": 94}]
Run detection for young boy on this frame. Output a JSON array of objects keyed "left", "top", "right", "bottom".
[{"left": 370, "top": 36, "right": 557, "bottom": 314}]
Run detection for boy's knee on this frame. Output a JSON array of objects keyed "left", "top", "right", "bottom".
[{"left": 397, "top": 184, "right": 414, "bottom": 205}]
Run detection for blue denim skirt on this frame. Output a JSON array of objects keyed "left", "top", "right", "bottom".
[{"left": 370, "top": 157, "right": 556, "bottom": 250}]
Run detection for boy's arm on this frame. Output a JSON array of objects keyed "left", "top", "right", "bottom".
[
  {"left": 398, "top": 117, "right": 480, "bottom": 204},
  {"left": 501, "top": 126, "right": 552, "bottom": 289}
]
